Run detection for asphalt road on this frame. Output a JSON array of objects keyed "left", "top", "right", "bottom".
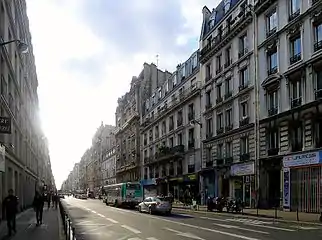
[{"left": 62, "top": 197, "right": 322, "bottom": 240}]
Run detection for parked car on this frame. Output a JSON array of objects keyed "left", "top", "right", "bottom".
[{"left": 138, "top": 196, "right": 172, "bottom": 215}]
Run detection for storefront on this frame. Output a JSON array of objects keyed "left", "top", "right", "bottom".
[
  {"left": 283, "top": 151, "right": 322, "bottom": 213},
  {"left": 230, "top": 161, "right": 256, "bottom": 208}
]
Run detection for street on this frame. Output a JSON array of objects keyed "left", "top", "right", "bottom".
[{"left": 62, "top": 197, "right": 322, "bottom": 240}]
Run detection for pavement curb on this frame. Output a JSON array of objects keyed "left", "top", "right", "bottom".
[
  {"left": 173, "top": 208, "right": 322, "bottom": 226},
  {"left": 57, "top": 206, "right": 65, "bottom": 240}
]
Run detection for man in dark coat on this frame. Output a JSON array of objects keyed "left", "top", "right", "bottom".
[
  {"left": 2, "top": 189, "right": 19, "bottom": 236},
  {"left": 33, "top": 191, "right": 45, "bottom": 226}
]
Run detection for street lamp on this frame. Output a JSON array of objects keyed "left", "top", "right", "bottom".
[{"left": 0, "top": 39, "right": 29, "bottom": 54}]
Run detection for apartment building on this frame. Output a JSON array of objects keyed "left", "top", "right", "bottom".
[
  {"left": 256, "top": 0, "right": 322, "bottom": 212},
  {"left": 140, "top": 51, "right": 201, "bottom": 198},
  {"left": 0, "top": 0, "right": 53, "bottom": 212},
  {"left": 115, "top": 63, "right": 170, "bottom": 183},
  {"left": 101, "top": 147, "right": 116, "bottom": 185},
  {"left": 199, "top": 0, "right": 256, "bottom": 206}
]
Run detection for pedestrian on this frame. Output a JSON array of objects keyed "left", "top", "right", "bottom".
[
  {"left": 33, "top": 191, "right": 44, "bottom": 226},
  {"left": 2, "top": 189, "right": 18, "bottom": 236},
  {"left": 47, "top": 192, "right": 51, "bottom": 209}
]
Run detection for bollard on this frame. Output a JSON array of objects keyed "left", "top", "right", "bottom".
[
  {"left": 296, "top": 208, "right": 299, "bottom": 222},
  {"left": 320, "top": 212, "right": 322, "bottom": 222},
  {"left": 274, "top": 207, "right": 277, "bottom": 219}
]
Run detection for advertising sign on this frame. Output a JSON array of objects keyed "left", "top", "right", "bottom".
[
  {"left": 230, "top": 161, "right": 255, "bottom": 176},
  {"left": 0, "top": 117, "right": 11, "bottom": 134},
  {"left": 0, "top": 144, "right": 5, "bottom": 172},
  {"left": 283, "top": 151, "right": 322, "bottom": 168},
  {"left": 283, "top": 168, "right": 290, "bottom": 209}
]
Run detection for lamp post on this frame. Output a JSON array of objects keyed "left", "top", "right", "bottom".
[{"left": 0, "top": 39, "right": 29, "bottom": 53}]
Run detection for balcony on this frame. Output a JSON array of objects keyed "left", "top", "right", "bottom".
[
  {"left": 266, "top": 27, "right": 277, "bottom": 38},
  {"left": 224, "top": 59, "right": 232, "bottom": 68},
  {"left": 217, "top": 127, "right": 224, "bottom": 135},
  {"left": 254, "top": 0, "right": 278, "bottom": 15},
  {"left": 225, "top": 124, "right": 233, "bottom": 132},
  {"left": 238, "top": 48, "right": 248, "bottom": 58},
  {"left": 240, "top": 153, "right": 250, "bottom": 161},
  {"left": 188, "top": 164, "right": 195, "bottom": 173},
  {"left": 267, "top": 147, "right": 279, "bottom": 156},
  {"left": 315, "top": 89, "right": 322, "bottom": 100},
  {"left": 188, "top": 140, "right": 194, "bottom": 149},
  {"left": 267, "top": 66, "right": 278, "bottom": 76},
  {"left": 314, "top": 40, "right": 322, "bottom": 52},
  {"left": 216, "top": 66, "right": 223, "bottom": 74},
  {"left": 206, "top": 160, "right": 213, "bottom": 168},
  {"left": 239, "top": 83, "right": 248, "bottom": 92},
  {"left": 240, "top": 116, "right": 249, "bottom": 126},
  {"left": 224, "top": 91, "right": 232, "bottom": 100},
  {"left": 216, "top": 97, "right": 223, "bottom": 104},
  {"left": 206, "top": 132, "right": 213, "bottom": 139},
  {"left": 268, "top": 107, "right": 278, "bottom": 116},
  {"left": 155, "top": 145, "right": 185, "bottom": 161},
  {"left": 291, "top": 97, "right": 302, "bottom": 108},
  {"left": 290, "top": 53, "right": 301, "bottom": 65},
  {"left": 205, "top": 75, "right": 212, "bottom": 82}
]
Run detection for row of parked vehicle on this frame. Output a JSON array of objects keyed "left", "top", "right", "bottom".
[{"left": 207, "top": 197, "right": 243, "bottom": 213}]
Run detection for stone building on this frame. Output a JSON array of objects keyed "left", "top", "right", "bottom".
[
  {"left": 140, "top": 51, "right": 201, "bottom": 199},
  {"left": 199, "top": 0, "right": 256, "bottom": 206},
  {"left": 115, "top": 63, "right": 170, "bottom": 183},
  {"left": 0, "top": 0, "right": 53, "bottom": 213}
]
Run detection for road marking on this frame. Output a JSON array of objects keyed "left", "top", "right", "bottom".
[
  {"left": 201, "top": 217, "right": 230, "bottom": 222},
  {"left": 106, "top": 207, "right": 261, "bottom": 240},
  {"left": 121, "top": 225, "right": 141, "bottom": 234},
  {"left": 97, "top": 213, "right": 105, "bottom": 218},
  {"left": 164, "top": 227, "right": 205, "bottom": 240},
  {"left": 146, "top": 237, "right": 159, "bottom": 240},
  {"left": 213, "top": 223, "right": 269, "bottom": 234},
  {"left": 227, "top": 218, "right": 273, "bottom": 225},
  {"left": 76, "top": 220, "right": 91, "bottom": 225},
  {"left": 75, "top": 223, "right": 106, "bottom": 226},
  {"left": 105, "top": 217, "right": 119, "bottom": 224},
  {"left": 289, "top": 225, "right": 319, "bottom": 230},
  {"left": 91, "top": 210, "right": 97, "bottom": 214},
  {"left": 127, "top": 238, "right": 141, "bottom": 240},
  {"left": 244, "top": 223, "right": 295, "bottom": 232}
]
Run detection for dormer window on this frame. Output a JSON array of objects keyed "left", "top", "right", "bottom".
[
  {"left": 224, "top": 0, "right": 231, "bottom": 13},
  {"left": 209, "top": 12, "right": 216, "bottom": 29}
]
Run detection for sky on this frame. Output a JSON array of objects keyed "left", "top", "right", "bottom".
[{"left": 26, "top": 0, "right": 217, "bottom": 188}]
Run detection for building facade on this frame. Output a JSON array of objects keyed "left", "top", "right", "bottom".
[
  {"left": 0, "top": 0, "right": 54, "bottom": 214},
  {"left": 115, "top": 63, "right": 170, "bottom": 183},
  {"left": 199, "top": 0, "right": 256, "bottom": 206},
  {"left": 257, "top": 0, "right": 322, "bottom": 212},
  {"left": 101, "top": 147, "right": 116, "bottom": 185},
  {"left": 140, "top": 51, "right": 202, "bottom": 199}
]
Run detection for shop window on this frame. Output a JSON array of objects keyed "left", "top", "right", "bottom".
[{"left": 289, "top": 121, "right": 303, "bottom": 152}]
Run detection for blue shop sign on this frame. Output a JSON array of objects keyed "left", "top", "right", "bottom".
[
  {"left": 283, "top": 151, "right": 322, "bottom": 168},
  {"left": 140, "top": 178, "right": 157, "bottom": 186}
]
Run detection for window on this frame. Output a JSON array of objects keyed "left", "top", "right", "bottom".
[
  {"left": 238, "top": 34, "right": 247, "bottom": 57},
  {"left": 217, "top": 113, "right": 223, "bottom": 129},
  {"left": 268, "top": 90, "right": 278, "bottom": 115},
  {"left": 216, "top": 54, "right": 222, "bottom": 73},
  {"left": 169, "top": 116, "right": 174, "bottom": 131},
  {"left": 225, "top": 109, "right": 232, "bottom": 126},
  {"left": 169, "top": 137, "right": 174, "bottom": 147},
  {"left": 225, "top": 77, "right": 232, "bottom": 96},
  {"left": 268, "top": 128, "right": 279, "bottom": 149},
  {"left": 224, "top": 0, "right": 231, "bottom": 13},
  {"left": 241, "top": 101, "right": 248, "bottom": 118},
  {"left": 266, "top": 10, "right": 277, "bottom": 36},
  {"left": 239, "top": 67, "right": 248, "bottom": 88},
  {"left": 192, "top": 55, "right": 198, "bottom": 70},
  {"left": 217, "top": 144, "right": 223, "bottom": 158},
  {"left": 290, "top": 122, "right": 303, "bottom": 151},
  {"left": 206, "top": 64, "right": 212, "bottom": 81},
  {"left": 158, "top": 88, "right": 162, "bottom": 98},
  {"left": 165, "top": 81, "right": 169, "bottom": 92},
  {"left": 224, "top": 46, "right": 231, "bottom": 67},
  {"left": 317, "top": 70, "right": 322, "bottom": 94},
  {"left": 188, "top": 104, "right": 194, "bottom": 121},
  {"left": 289, "top": 0, "right": 300, "bottom": 16},
  {"left": 267, "top": 46, "right": 278, "bottom": 75},
  {"left": 155, "top": 125, "right": 159, "bottom": 139},
  {"left": 206, "top": 118, "right": 213, "bottom": 137},
  {"left": 289, "top": 34, "right": 301, "bottom": 64},
  {"left": 177, "top": 110, "right": 183, "bottom": 126},
  {"left": 290, "top": 79, "right": 302, "bottom": 108},
  {"left": 162, "top": 121, "right": 166, "bottom": 135},
  {"left": 206, "top": 90, "right": 212, "bottom": 107},
  {"left": 217, "top": 83, "right": 222, "bottom": 99},
  {"left": 240, "top": 137, "right": 249, "bottom": 154},
  {"left": 313, "top": 22, "right": 322, "bottom": 52},
  {"left": 226, "top": 141, "right": 233, "bottom": 157},
  {"left": 177, "top": 133, "right": 183, "bottom": 145},
  {"left": 173, "top": 75, "right": 177, "bottom": 86}
]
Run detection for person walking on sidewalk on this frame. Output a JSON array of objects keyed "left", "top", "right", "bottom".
[
  {"left": 53, "top": 192, "right": 58, "bottom": 210},
  {"left": 33, "top": 191, "right": 45, "bottom": 226},
  {"left": 47, "top": 192, "right": 51, "bottom": 210},
  {"left": 2, "top": 189, "right": 19, "bottom": 236}
]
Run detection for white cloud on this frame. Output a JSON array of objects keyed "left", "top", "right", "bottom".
[{"left": 26, "top": 0, "right": 215, "bottom": 188}]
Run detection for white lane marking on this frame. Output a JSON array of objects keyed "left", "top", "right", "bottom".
[
  {"left": 163, "top": 227, "right": 205, "bottom": 240},
  {"left": 97, "top": 213, "right": 105, "bottom": 218},
  {"left": 75, "top": 223, "right": 106, "bottom": 226},
  {"left": 91, "top": 210, "right": 97, "bottom": 214},
  {"left": 105, "top": 217, "right": 119, "bottom": 224},
  {"left": 227, "top": 218, "right": 273, "bottom": 225},
  {"left": 213, "top": 223, "right": 270, "bottom": 234},
  {"left": 106, "top": 207, "right": 261, "bottom": 240},
  {"left": 121, "top": 225, "right": 141, "bottom": 234},
  {"left": 146, "top": 237, "right": 159, "bottom": 240},
  {"left": 127, "top": 238, "right": 141, "bottom": 240},
  {"left": 201, "top": 217, "right": 230, "bottom": 222},
  {"left": 76, "top": 220, "right": 91, "bottom": 225},
  {"left": 243, "top": 223, "right": 295, "bottom": 232},
  {"left": 289, "top": 226, "right": 319, "bottom": 230}
]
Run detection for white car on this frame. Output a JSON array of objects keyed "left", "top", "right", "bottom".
[{"left": 138, "top": 196, "right": 172, "bottom": 215}]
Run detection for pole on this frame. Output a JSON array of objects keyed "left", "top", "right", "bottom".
[{"left": 252, "top": 9, "right": 260, "bottom": 211}]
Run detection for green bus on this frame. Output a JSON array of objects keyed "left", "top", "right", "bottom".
[{"left": 103, "top": 182, "right": 143, "bottom": 208}]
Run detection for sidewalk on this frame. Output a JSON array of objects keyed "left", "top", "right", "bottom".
[
  {"left": 0, "top": 207, "right": 62, "bottom": 240},
  {"left": 172, "top": 203, "right": 322, "bottom": 224}
]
